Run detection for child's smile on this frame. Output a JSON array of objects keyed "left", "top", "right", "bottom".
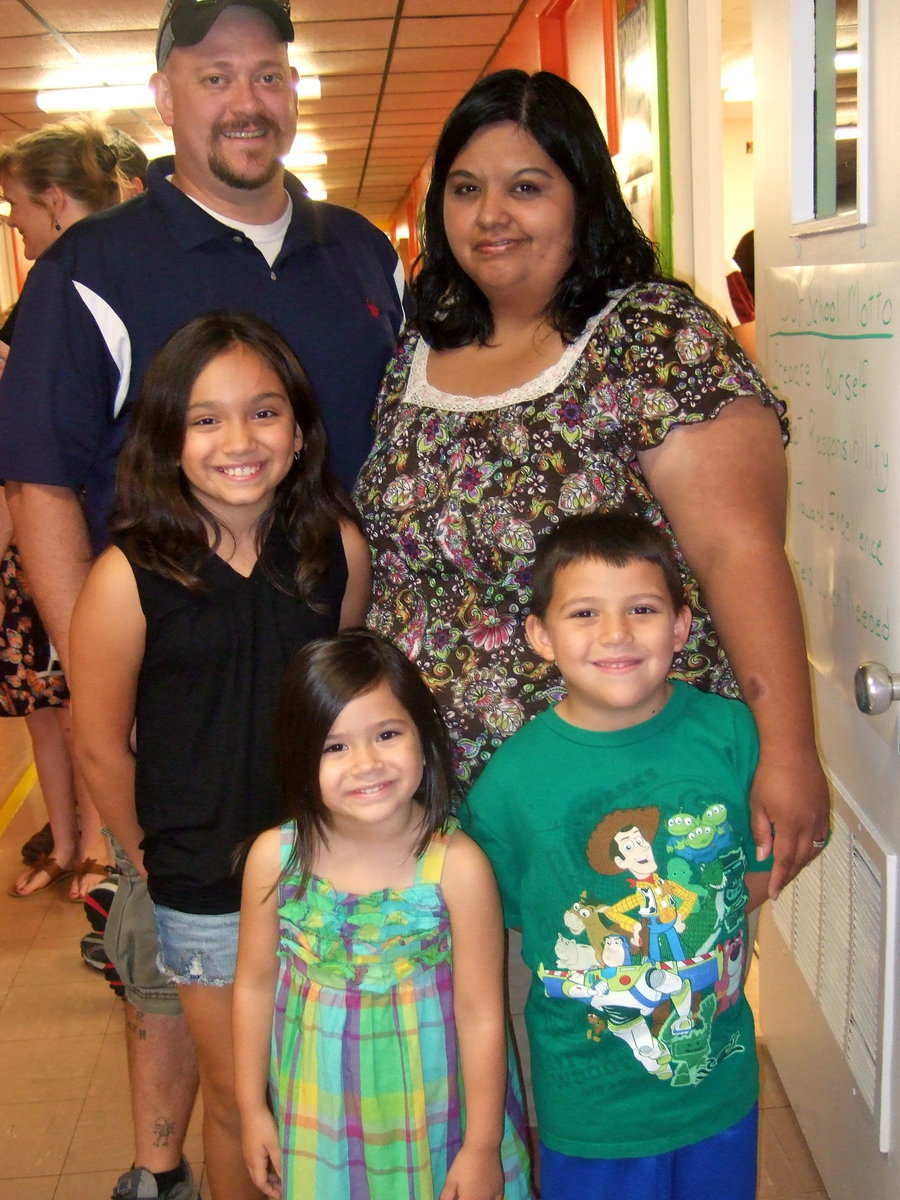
[
  {"left": 526, "top": 557, "right": 692, "bottom": 732},
  {"left": 320, "top": 681, "right": 425, "bottom": 833},
  {"left": 179, "top": 343, "right": 302, "bottom": 530}
]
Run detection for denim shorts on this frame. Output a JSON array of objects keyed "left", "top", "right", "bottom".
[{"left": 152, "top": 904, "right": 241, "bottom": 987}]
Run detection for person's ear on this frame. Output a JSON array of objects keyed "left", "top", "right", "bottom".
[
  {"left": 673, "top": 605, "right": 692, "bottom": 654},
  {"left": 152, "top": 72, "right": 175, "bottom": 128},
  {"left": 525, "top": 612, "right": 555, "bottom": 664},
  {"left": 40, "top": 182, "right": 65, "bottom": 226}
]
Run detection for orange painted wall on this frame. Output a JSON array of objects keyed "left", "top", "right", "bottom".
[
  {"left": 387, "top": 0, "right": 611, "bottom": 263},
  {"left": 486, "top": 0, "right": 545, "bottom": 74}
]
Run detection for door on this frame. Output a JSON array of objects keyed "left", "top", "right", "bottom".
[{"left": 753, "top": 2, "right": 900, "bottom": 1196}]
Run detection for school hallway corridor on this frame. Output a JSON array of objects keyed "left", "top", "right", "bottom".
[{"left": 0, "top": 714, "right": 827, "bottom": 1199}]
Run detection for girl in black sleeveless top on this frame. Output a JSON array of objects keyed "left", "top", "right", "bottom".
[{"left": 70, "top": 312, "right": 371, "bottom": 1197}]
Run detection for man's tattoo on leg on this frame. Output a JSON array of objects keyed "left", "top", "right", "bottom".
[
  {"left": 152, "top": 1117, "right": 175, "bottom": 1147},
  {"left": 126, "top": 1016, "right": 147, "bottom": 1040}
]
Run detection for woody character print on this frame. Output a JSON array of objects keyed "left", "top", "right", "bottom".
[{"left": 539, "top": 805, "right": 749, "bottom": 1087}]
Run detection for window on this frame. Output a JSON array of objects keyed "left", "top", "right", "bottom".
[{"left": 814, "top": 0, "right": 859, "bottom": 217}]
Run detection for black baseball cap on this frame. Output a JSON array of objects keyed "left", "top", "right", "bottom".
[{"left": 156, "top": 0, "right": 294, "bottom": 68}]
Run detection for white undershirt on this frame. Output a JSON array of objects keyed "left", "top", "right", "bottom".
[{"left": 188, "top": 191, "right": 293, "bottom": 266}]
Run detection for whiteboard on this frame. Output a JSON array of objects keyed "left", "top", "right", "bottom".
[{"left": 768, "top": 263, "right": 900, "bottom": 746}]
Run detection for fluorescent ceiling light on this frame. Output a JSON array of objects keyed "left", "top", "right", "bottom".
[
  {"left": 835, "top": 126, "right": 858, "bottom": 141},
  {"left": 284, "top": 151, "right": 327, "bottom": 169},
  {"left": 303, "top": 185, "right": 327, "bottom": 201},
  {"left": 37, "top": 84, "right": 154, "bottom": 112},
  {"left": 37, "top": 76, "right": 320, "bottom": 113},
  {"left": 295, "top": 76, "right": 321, "bottom": 99}
]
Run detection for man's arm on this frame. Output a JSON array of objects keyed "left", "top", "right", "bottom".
[{"left": 4, "top": 481, "right": 94, "bottom": 675}]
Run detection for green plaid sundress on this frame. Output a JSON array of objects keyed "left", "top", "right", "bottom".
[{"left": 270, "top": 819, "right": 533, "bottom": 1197}]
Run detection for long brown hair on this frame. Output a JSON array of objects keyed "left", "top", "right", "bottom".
[
  {"left": 415, "top": 69, "right": 661, "bottom": 349},
  {"left": 112, "top": 311, "right": 360, "bottom": 600}
]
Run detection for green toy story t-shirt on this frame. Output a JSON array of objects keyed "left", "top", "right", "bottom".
[{"left": 463, "top": 681, "right": 766, "bottom": 1159}]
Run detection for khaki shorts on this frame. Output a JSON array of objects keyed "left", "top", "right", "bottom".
[{"left": 104, "top": 839, "right": 183, "bottom": 1017}]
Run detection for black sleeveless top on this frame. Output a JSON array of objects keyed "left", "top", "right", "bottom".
[{"left": 127, "top": 524, "right": 347, "bottom": 914}]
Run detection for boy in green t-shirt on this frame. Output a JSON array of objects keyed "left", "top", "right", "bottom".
[{"left": 463, "top": 513, "right": 770, "bottom": 1200}]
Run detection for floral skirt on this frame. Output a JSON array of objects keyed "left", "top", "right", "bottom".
[{"left": 0, "top": 544, "right": 68, "bottom": 717}]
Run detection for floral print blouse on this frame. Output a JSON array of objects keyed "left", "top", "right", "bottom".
[{"left": 354, "top": 282, "right": 786, "bottom": 784}]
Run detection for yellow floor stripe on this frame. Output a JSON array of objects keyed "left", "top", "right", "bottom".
[{"left": 0, "top": 762, "right": 37, "bottom": 839}]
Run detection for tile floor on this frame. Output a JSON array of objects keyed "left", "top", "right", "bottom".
[
  {"left": 0, "top": 715, "right": 829, "bottom": 1199},
  {"left": 0, "top": 722, "right": 207, "bottom": 1200}
]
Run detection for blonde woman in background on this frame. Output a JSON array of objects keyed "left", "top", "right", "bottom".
[{"left": 0, "top": 116, "right": 143, "bottom": 898}]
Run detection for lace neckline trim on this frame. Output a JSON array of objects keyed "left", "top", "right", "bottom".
[{"left": 404, "top": 301, "right": 616, "bottom": 413}]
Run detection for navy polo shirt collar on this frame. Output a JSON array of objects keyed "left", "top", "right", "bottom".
[{"left": 145, "top": 156, "right": 328, "bottom": 253}]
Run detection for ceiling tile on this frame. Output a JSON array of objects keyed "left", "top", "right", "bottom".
[
  {"left": 0, "top": 34, "right": 74, "bottom": 69},
  {"left": 296, "top": 49, "right": 387, "bottom": 75},
  {"left": 295, "top": 0, "right": 397, "bottom": 19},
  {"left": 294, "top": 19, "right": 392, "bottom": 53},
  {"left": 404, "top": 0, "right": 518, "bottom": 14},
  {"left": 396, "top": 15, "right": 511, "bottom": 48},
  {"left": 0, "top": 0, "right": 45, "bottom": 36},
  {"left": 382, "top": 68, "right": 480, "bottom": 93}
]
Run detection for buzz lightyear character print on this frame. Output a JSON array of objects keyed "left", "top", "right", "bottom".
[{"left": 540, "top": 805, "right": 749, "bottom": 1088}]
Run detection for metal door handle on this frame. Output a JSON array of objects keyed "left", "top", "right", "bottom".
[{"left": 854, "top": 662, "right": 900, "bottom": 715}]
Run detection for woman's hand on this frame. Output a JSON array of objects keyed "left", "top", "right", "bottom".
[
  {"left": 240, "top": 1107, "right": 283, "bottom": 1199},
  {"left": 440, "top": 1145, "right": 504, "bottom": 1200},
  {"left": 748, "top": 741, "right": 830, "bottom": 894}
]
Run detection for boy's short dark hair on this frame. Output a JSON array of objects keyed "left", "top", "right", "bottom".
[{"left": 529, "top": 513, "right": 686, "bottom": 617}]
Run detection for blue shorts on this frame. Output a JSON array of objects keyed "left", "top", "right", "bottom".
[
  {"left": 152, "top": 904, "right": 240, "bottom": 987},
  {"left": 539, "top": 1103, "right": 758, "bottom": 1200}
]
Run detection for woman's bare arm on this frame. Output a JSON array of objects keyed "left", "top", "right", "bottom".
[
  {"left": 69, "top": 546, "right": 147, "bottom": 873},
  {"left": 640, "top": 398, "right": 830, "bottom": 897}
]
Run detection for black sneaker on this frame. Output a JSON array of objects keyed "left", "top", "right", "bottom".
[
  {"left": 81, "top": 931, "right": 107, "bottom": 971},
  {"left": 81, "top": 875, "right": 126, "bottom": 999},
  {"left": 83, "top": 873, "right": 119, "bottom": 933},
  {"left": 111, "top": 1159, "right": 198, "bottom": 1200}
]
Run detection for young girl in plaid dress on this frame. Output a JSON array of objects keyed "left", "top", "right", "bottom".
[{"left": 234, "top": 631, "right": 532, "bottom": 1200}]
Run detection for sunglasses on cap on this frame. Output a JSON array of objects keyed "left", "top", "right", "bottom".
[{"left": 156, "top": 0, "right": 294, "bottom": 68}]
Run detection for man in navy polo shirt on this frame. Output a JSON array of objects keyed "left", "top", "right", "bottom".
[{"left": 0, "top": 2, "right": 404, "bottom": 1197}]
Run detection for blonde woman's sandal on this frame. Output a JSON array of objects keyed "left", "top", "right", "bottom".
[
  {"left": 69, "top": 858, "right": 113, "bottom": 902},
  {"left": 8, "top": 854, "right": 75, "bottom": 898}
]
